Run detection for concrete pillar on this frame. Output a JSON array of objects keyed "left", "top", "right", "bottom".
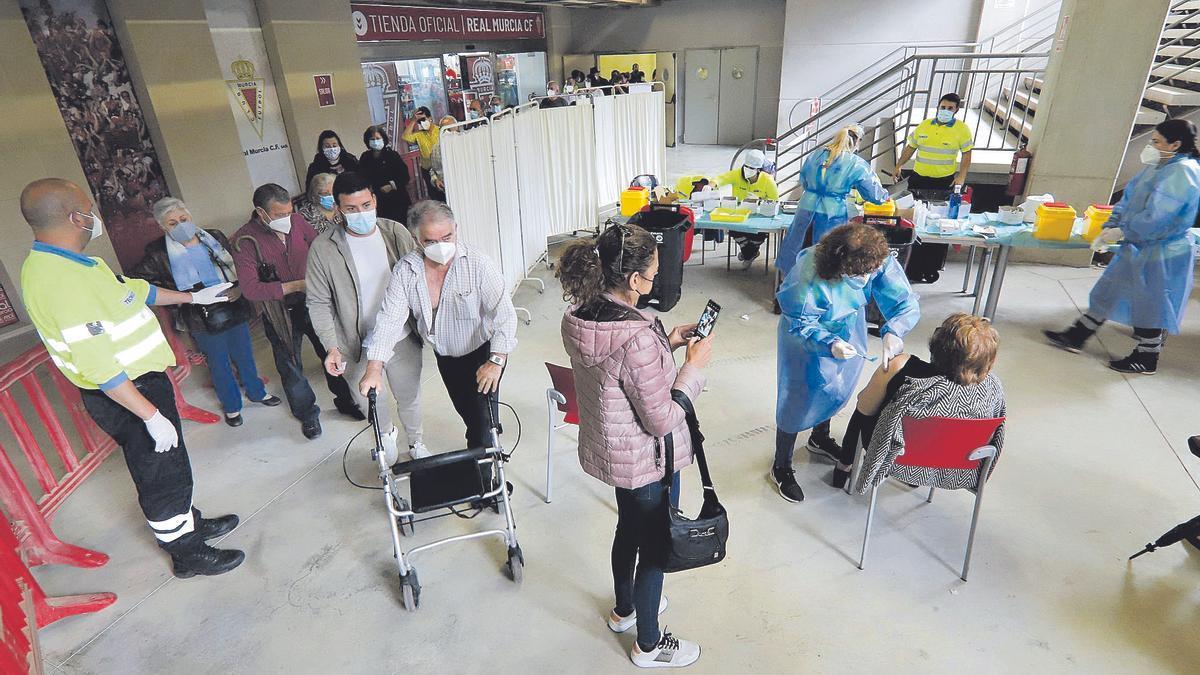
[
  {"left": 1022, "top": 0, "right": 1169, "bottom": 263},
  {"left": 107, "top": 0, "right": 253, "bottom": 232},
  {"left": 257, "top": 0, "right": 372, "bottom": 185},
  {"left": 545, "top": 7, "right": 571, "bottom": 84},
  {"left": 0, "top": 0, "right": 118, "bottom": 309}
]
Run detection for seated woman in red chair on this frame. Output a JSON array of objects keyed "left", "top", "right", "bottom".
[{"left": 834, "top": 313, "right": 1006, "bottom": 492}]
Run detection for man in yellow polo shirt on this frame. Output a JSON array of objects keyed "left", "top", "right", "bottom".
[
  {"left": 893, "top": 93, "right": 974, "bottom": 191},
  {"left": 19, "top": 178, "right": 244, "bottom": 578},
  {"left": 715, "top": 149, "right": 779, "bottom": 268}
]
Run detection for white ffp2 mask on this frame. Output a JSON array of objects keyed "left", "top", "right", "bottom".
[{"left": 424, "top": 241, "right": 456, "bottom": 265}]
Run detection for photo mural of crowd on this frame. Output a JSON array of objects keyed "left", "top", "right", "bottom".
[{"left": 20, "top": 0, "right": 170, "bottom": 270}]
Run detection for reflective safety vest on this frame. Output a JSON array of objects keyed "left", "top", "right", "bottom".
[
  {"left": 907, "top": 118, "right": 974, "bottom": 179},
  {"left": 716, "top": 168, "right": 779, "bottom": 201},
  {"left": 21, "top": 242, "right": 174, "bottom": 391}
]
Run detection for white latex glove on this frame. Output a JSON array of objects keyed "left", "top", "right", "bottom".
[
  {"left": 882, "top": 332, "right": 905, "bottom": 371},
  {"left": 831, "top": 340, "right": 858, "bottom": 360},
  {"left": 1090, "top": 227, "right": 1123, "bottom": 252},
  {"left": 191, "top": 282, "right": 234, "bottom": 305},
  {"left": 144, "top": 411, "right": 179, "bottom": 453}
]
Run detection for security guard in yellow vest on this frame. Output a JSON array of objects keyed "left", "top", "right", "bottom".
[
  {"left": 19, "top": 178, "right": 244, "bottom": 578},
  {"left": 893, "top": 92, "right": 974, "bottom": 191}
]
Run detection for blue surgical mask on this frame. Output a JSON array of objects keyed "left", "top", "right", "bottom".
[
  {"left": 319, "top": 194, "right": 335, "bottom": 210},
  {"left": 345, "top": 209, "right": 377, "bottom": 235},
  {"left": 168, "top": 219, "right": 197, "bottom": 243},
  {"left": 936, "top": 109, "right": 955, "bottom": 124},
  {"left": 843, "top": 273, "right": 870, "bottom": 289}
]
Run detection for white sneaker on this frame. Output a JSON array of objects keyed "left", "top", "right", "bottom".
[
  {"left": 381, "top": 427, "right": 400, "bottom": 466},
  {"left": 630, "top": 632, "right": 700, "bottom": 669},
  {"left": 409, "top": 441, "right": 431, "bottom": 460},
  {"left": 607, "top": 595, "right": 668, "bottom": 633}
]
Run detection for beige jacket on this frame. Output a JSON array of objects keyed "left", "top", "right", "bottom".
[{"left": 306, "top": 217, "right": 417, "bottom": 363}]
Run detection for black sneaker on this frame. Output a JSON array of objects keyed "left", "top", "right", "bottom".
[
  {"left": 1043, "top": 328, "right": 1084, "bottom": 353},
  {"left": 193, "top": 510, "right": 239, "bottom": 540},
  {"left": 1108, "top": 353, "right": 1157, "bottom": 375},
  {"left": 1188, "top": 435, "right": 1200, "bottom": 460},
  {"left": 771, "top": 467, "right": 805, "bottom": 503},
  {"left": 168, "top": 540, "right": 245, "bottom": 579},
  {"left": 302, "top": 417, "right": 323, "bottom": 439},
  {"left": 224, "top": 412, "right": 243, "bottom": 427},
  {"left": 806, "top": 434, "right": 841, "bottom": 462}
]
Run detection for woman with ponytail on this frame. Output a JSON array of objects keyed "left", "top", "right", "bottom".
[
  {"left": 776, "top": 123, "right": 891, "bottom": 278},
  {"left": 558, "top": 223, "right": 712, "bottom": 668},
  {"left": 1045, "top": 118, "right": 1200, "bottom": 375}
]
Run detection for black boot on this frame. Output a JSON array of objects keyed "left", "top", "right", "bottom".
[
  {"left": 193, "top": 508, "right": 239, "bottom": 540},
  {"left": 1108, "top": 350, "right": 1158, "bottom": 375},
  {"left": 164, "top": 533, "right": 245, "bottom": 579},
  {"left": 334, "top": 398, "right": 366, "bottom": 421}
]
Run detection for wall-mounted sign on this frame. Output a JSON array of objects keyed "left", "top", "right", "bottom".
[
  {"left": 314, "top": 74, "right": 335, "bottom": 107},
  {"left": 350, "top": 3, "right": 545, "bottom": 42}
]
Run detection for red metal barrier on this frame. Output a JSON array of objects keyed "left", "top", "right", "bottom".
[
  {"left": 0, "top": 345, "right": 114, "bottom": 569},
  {"left": 154, "top": 308, "right": 220, "bottom": 425},
  {"left": 2, "top": 515, "right": 113, "bottom": 641}
]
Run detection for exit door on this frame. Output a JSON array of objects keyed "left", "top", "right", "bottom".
[{"left": 683, "top": 47, "right": 759, "bottom": 146}]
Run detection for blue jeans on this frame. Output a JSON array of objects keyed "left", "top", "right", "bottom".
[
  {"left": 613, "top": 472, "right": 680, "bottom": 652},
  {"left": 191, "top": 322, "right": 268, "bottom": 414}
]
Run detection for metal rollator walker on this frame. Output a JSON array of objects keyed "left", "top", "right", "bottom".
[{"left": 367, "top": 388, "right": 523, "bottom": 611}]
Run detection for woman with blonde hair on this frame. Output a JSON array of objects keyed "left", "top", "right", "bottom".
[{"left": 777, "top": 124, "right": 890, "bottom": 278}]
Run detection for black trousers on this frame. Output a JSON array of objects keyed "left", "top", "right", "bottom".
[
  {"left": 903, "top": 170, "right": 956, "bottom": 193},
  {"left": 262, "top": 300, "right": 356, "bottom": 422},
  {"left": 80, "top": 371, "right": 194, "bottom": 543},
  {"left": 434, "top": 342, "right": 501, "bottom": 449}
]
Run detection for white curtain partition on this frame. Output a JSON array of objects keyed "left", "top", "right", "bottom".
[
  {"left": 489, "top": 114, "right": 525, "bottom": 292},
  {"left": 433, "top": 90, "right": 665, "bottom": 319},
  {"left": 441, "top": 122, "right": 503, "bottom": 272},
  {"left": 512, "top": 107, "right": 552, "bottom": 273},
  {"left": 593, "top": 91, "right": 666, "bottom": 208},
  {"left": 593, "top": 95, "right": 621, "bottom": 208},
  {"left": 540, "top": 103, "right": 598, "bottom": 236}
]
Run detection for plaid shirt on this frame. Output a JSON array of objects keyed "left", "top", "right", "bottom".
[{"left": 365, "top": 243, "right": 517, "bottom": 360}]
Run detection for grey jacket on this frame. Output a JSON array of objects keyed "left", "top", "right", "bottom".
[{"left": 306, "top": 217, "right": 418, "bottom": 363}]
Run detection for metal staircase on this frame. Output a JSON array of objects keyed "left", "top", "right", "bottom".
[
  {"left": 1117, "top": 0, "right": 1200, "bottom": 189},
  {"left": 773, "top": 3, "right": 1061, "bottom": 194}
]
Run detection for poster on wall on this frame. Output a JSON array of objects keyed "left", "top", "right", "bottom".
[
  {"left": 314, "top": 75, "right": 336, "bottom": 107},
  {"left": 204, "top": 0, "right": 300, "bottom": 196},
  {"left": 462, "top": 54, "right": 495, "bottom": 98},
  {"left": 19, "top": 0, "right": 170, "bottom": 272}
]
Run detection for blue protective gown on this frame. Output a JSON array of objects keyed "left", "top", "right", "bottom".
[
  {"left": 1088, "top": 155, "right": 1200, "bottom": 333},
  {"left": 777, "top": 148, "right": 890, "bottom": 277},
  {"left": 776, "top": 250, "right": 920, "bottom": 433}
]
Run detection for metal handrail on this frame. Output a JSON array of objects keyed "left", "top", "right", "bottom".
[
  {"left": 1148, "top": 7, "right": 1200, "bottom": 88},
  {"left": 774, "top": 49, "right": 1049, "bottom": 188}
]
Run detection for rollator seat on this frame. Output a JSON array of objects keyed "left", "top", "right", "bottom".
[{"left": 392, "top": 447, "right": 499, "bottom": 514}]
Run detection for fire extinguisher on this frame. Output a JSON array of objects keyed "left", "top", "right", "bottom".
[{"left": 1006, "top": 143, "right": 1033, "bottom": 197}]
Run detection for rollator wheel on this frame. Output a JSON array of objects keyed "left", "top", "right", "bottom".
[
  {"left": 400, "top": 568, "right": 421, "bottom": 611},
  {"left": 506, "top": 545, "right": 525, "bottom": 585}
]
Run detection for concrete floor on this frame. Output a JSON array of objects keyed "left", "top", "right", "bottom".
[{"left": 31, "top": 146, "right": 1200, "bottom": 673}]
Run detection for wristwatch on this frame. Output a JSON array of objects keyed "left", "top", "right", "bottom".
[{"left": 488, "top": 353, "right": 506, "bottom": 367}]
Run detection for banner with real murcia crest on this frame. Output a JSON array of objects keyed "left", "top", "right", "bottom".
[{"left": 204, "top": 0, "right": 299, "bottom": 195}]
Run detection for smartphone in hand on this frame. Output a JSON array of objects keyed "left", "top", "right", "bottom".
[{"left": 693, "top": 299, "right": 721, "bottom": 339}]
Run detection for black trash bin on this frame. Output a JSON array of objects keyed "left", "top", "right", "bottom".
[{"left": 629, "top": 203, "right": 693, "bottom": 312}]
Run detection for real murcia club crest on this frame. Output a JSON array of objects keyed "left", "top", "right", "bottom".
[{"left": 227, "top": 58, "right": 265, "bottom": 139}]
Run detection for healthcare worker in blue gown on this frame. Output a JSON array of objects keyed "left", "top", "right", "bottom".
[
  {"left": 1044, "top": 118, "right": 1200, "bottom": 375},
  {"left": 771, "top": 224, "right": 920, "bottom": 504},
  {"left": 776, "top": 124, "right": 891, "bottom": 279}
]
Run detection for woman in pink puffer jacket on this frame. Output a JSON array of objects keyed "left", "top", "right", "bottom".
[{"left": 558, "top": 223, "right": 712, "bottom": 669}]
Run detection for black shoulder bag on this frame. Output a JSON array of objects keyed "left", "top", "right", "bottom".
[{"left": 659, "top": 390, "right": 729, "bottom": 573}]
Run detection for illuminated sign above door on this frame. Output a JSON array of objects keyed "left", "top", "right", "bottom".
[{"left": 350, "top": 3, "right": 546, "bottom": 42}]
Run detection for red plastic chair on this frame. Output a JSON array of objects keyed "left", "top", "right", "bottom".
[
  {"left": 857, "top": 416, "right": 1005, "bottom": 581},
  {"left": 545, "top": 363, "right": 580, "bottom": 504}
]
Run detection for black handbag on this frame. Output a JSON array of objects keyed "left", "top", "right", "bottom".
[{"left": 659, "top": 390, "right": 729, "bottom": 573}]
